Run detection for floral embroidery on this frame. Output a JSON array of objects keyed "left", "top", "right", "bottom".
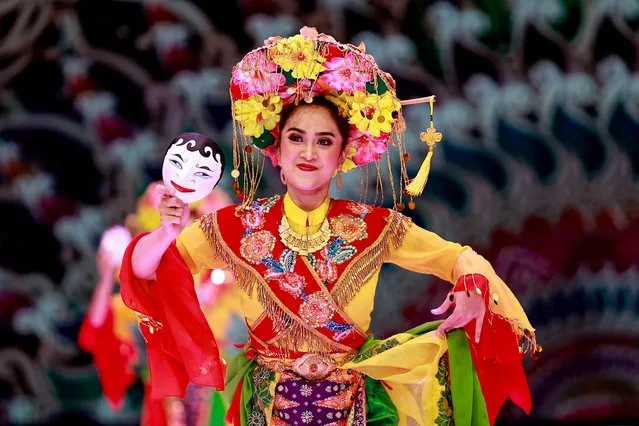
[
  {"left": 324, "top": 239, "right": 357, "bottom": 265},
  {"left": 260, "top": 195, "right": 280, "bottom": 213},
  {"left": 316, "top": 256, "right": 338, "bottom": 283},
  {"left": 299, "top": 292, "right": 335, "bottom": 328},
  {"left": 241, "top": 206, "right": 265, "bottom": 229},
  {"left": 252, "top": 365, "right": 276, "bottom": 410},
  {"left": 276, "top": 272, "right": 306, "bottom": 297},
  {"left": 309, "top": 239, "right": 357, "bottom": 285},
  {"left": 300, "top": 384, "right": 313, "bottom": 397},
  {"left": 435, "top": 353, "right": 454, "bottom": 426},
  {"left": 301, "top": 410, "right": 314, "bottom": 424},
  {"left": 263, "top": 249, "right": 306, "bottom": 297},
  {"left": 234, "top": 196, "right": 368, "bottom": 347},
  {"left": 272, "top": 368, "right": 365, "bottom": 426},
  {"left": 350, "top": 338, "right": 400, "bottom": 363},
  {"left": 347, "top": 201, "right": 373, "bottom": 217},
  {"left": 240, "top": 230, "right": 276, "bottom": 264},
  {"left": 254, "top": 365, "right": 273, "bottom": 386},
  {"left": 247, "top": 411, "right": 266, "bottom": 426},
  {"left": 329, "top": 214, "right": 368, "bottom": 243}
]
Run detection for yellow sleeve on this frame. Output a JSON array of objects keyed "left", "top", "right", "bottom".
[
  {"left": 387, "top": 221, "right": 470, "bottom": 284},
  {"left": 454, "top": 250, "right": 535, "bottom": 331},
  {"left": 176, "top": 217, "right": 227, "bottom": 274},
  {"left": 111, "top": 293, "right": 137, "bottom": 343}
]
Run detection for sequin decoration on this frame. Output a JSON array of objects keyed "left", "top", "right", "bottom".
[
  {"left": 271, "top": 369, "right": 366, "bottom": 426},
  {"left": 299, "top": 292, "right": 335, "bottom": 328},
  {"left": 316, "top": 256, "right": 338, "bottom": 283},
  {"left": 329, "top": 214, "right": 368, "bottom": 243},
  {"left": 346, "top": 202, "right": 373, "bottom": 217},
  {"left": 276, "top": 272, "right": 306, "bottom": 297},
  {"left": 240, "top": 230, "right": 276, "bottom": 264},
  {"left": 241, "top": 206, "right": 266, "bottom": 229}
]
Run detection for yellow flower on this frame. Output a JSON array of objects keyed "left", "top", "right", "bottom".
[
  {"left": 325, "top": 91, "right": 352, "bottom": 117},
  {"left": 340, "top": 145, "right": 358, "bottom": 173},
  {"left": 270, "top": 34, "right": 326, "bottom": 80},
  {"left": 234, "top": 94, "right": 283, "bottom": 137},
  {"left": 347, "top": 92, "right": 399, "bottom": 137}
]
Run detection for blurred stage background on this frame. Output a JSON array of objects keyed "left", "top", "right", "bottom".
[{"left": 0, "top": 0, "right": 638, "bottom": 424}]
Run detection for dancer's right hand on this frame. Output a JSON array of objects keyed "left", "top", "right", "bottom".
[{"left": 157, "top": 184, "right": 190, "bottom": 239}]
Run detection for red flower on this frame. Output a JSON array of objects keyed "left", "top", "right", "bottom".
[
  {"left": 230, "top": 81, "right": 249, "bottom": 100},
  {"left": 324, "top": 44, "right": 344, "bottom": 61}
]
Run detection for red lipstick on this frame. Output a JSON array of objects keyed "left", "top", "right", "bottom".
[
  {"left": 296, "top": 163, "right": 318, "bottom": 172},
  {"left": 171, "top": 181, "right": 195, "bottom": 193}
]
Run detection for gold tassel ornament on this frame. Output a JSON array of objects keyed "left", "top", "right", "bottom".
[{"left": 404, "top": 96, "right": 442, "bottom": 197}]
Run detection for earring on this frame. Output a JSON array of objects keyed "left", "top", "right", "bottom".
[
  {"left": 280, "top": 170, "right": 287, "bottom": 185},
  {"left": 336, "top": 170, "right": 343, "bottom": 190}
]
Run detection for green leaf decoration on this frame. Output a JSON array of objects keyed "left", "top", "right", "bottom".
[
  {"left": 366, "top": 76, "right": 388, "bottom": 95},
  {"left": 252, "top": 130, "right": 275, "bottom": 149},
  {"left": 282, "top": 69, "right": 296, "bottom": 85},
  {"left": 331, "top": 246, "right": 357, "bottom": 264}
]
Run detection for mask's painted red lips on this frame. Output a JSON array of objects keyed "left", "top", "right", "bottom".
[
  {"left": 297, "top": 163, "right": 318, "bottom": 171},
  {"left": 171, "top": 181, "right": 195, "bottom": 193}
]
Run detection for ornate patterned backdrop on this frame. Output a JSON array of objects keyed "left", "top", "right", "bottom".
[{"left": 0, "top": 0, "right": 638, "bottom": 424}]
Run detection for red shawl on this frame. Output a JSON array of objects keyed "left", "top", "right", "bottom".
[
  {"left": 78, "top": 308, "right": 137, "bottom": 409},
  {"left": 118, "top": 232, "right": 225, "bottom": 399}
]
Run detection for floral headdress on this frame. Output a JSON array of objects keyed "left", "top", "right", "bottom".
[{"left": 229, "top": 27, "right": 440, "bottom": 209}]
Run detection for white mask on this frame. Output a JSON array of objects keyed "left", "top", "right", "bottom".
[{"left": 161, "top": 134, "right": 224, "bottom": 203}]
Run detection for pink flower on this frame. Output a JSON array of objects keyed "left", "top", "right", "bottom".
[
  {"left": 241, "top": 208, "right": 265, "bottom": 229},
  {"left": 232, "top": 50, "right": 286, "bottom": 96},
  {"left": 263, "top": 144, "right": 279, "bottom": 167},
  {"left": 347, "top": 129, "right": 388, "bottom": 166},
  {"left": 320, "top": 54, "right": 372, "bottom": 92},
  {"left": 300, "top": 26, "right": 319, "bottom": 39},
  {"left": 277, "top": 272, "right": 306, "bottom": 297},
  {"left": 316, "top": 258, "right": 337, "bottom": 283}
]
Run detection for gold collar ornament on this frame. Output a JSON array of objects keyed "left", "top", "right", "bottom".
[{"left": 278, "top": 215, "right": 332, "bottom": 256}]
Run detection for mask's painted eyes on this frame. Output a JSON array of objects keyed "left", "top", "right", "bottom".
[
  {"left": 194, "top": 171, "right": 212, "bottom": 178},
  {"left": 169, "top": 159, "right": 183, "bottom": 169}
]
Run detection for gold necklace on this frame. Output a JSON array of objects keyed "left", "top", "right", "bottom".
[{"left": 278, "top": 215, "right": 332, "bottom": 256}]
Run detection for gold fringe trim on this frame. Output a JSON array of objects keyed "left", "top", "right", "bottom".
[
  {"left": 499, "top": 313, "right": 539, "bottom": 357},
  {"left": 269, "top": 322, "right": 353, "bottom": 355},
  {"left": 200, "top": 212, "right": 356, "bottom": 355},
  {"left": 200, "top": 212, "right": 259, "bottom": 297},
  {"left": 331, "top": 210, "right": 412, "bottom": 309}
]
